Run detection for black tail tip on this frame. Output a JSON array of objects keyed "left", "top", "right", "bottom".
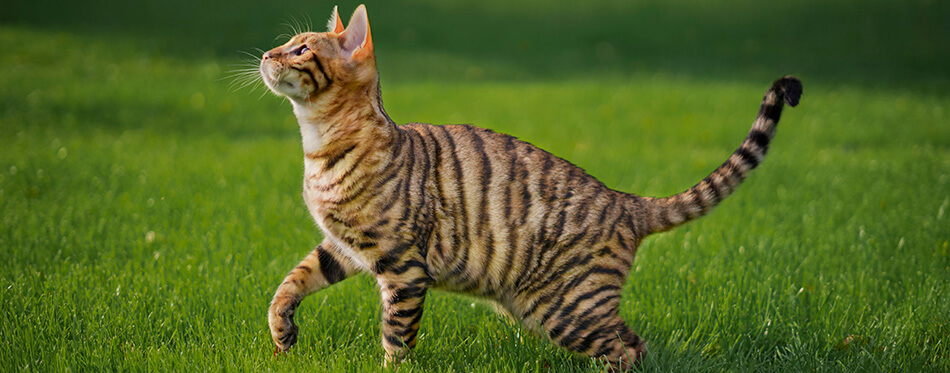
[{"left": 772, "top": 76, "right": 803, "bottom": 107}]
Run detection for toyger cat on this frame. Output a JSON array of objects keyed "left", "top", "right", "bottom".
[{"left": 258, "top": 4, "right": 802, "bottom": 369}]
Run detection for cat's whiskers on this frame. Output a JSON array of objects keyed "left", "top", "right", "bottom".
[
  {"left": 222, "top": 51, "right": 270, "bottom": 93},
  {"left": 274, "top": 33, "right": 293, "bottom": 43},
  {"left": 280, "top": 14, "right": 314, "bottom": 39},
  {"left": 237, "top": 50, "right": 264, "bottom": 62}
]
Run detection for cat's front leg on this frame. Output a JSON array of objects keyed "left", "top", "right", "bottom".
[
  {"left": 374, "top": 251, "right": 431, "bottom": 365},
  {"left": 268, "top": 241, "right": 360, "bottom": 352}
]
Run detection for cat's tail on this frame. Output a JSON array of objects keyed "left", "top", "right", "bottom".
[{"left": 641, "top": 76, "right": 802, "bottom": 235}]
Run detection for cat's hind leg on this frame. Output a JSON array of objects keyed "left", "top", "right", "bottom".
[
  {"left": 268, "top": 241, "right": 360, "bottom": 352},
  {"left": 530, "top": 283, "right": 646, "bottom": 370},
  {"left": 582, "top": 316, "right": 647, "bottom": 370}
]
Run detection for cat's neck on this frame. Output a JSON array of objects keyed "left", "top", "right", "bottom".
[{"left": 291, "top": 87, "right": 396, "bottom": 157}]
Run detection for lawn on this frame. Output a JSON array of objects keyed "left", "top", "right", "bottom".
[{"left": 1, "top": 0, "right": 948, "bottom": 371}]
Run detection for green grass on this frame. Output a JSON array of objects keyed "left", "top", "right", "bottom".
[{"left": 2, "top": 0, "right": 948, "bottom": 371}]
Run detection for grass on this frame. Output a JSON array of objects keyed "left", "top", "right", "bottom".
[{"left": 1, "top": 0, "right": 948, "bottom": 371}]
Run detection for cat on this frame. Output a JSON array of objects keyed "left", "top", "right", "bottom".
[{"left": 259, "top": 4, "right": 802, "bottom": 369}]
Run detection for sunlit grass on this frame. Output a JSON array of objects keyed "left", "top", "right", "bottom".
[{"left": 1, "top": 2, "right": 948, "bottom": 370}]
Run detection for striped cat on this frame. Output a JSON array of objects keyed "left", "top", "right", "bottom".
[{"left": 260, "top": 5, "right": 802, "bottom": 369}]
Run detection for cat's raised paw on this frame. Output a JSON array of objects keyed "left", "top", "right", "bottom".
[{"left": 268, "top": 296, "right": 301, "bottom": 352}]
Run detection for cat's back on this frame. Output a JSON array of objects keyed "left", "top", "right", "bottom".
[{"left": 401, "top": 122, "right": 610, "bottom": 192}]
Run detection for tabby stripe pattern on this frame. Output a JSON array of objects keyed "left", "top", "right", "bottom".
[
  {"left": 643, "top": 76, "right": 802, "bottom": 233},
  {"left": 388, "top": 123, "right": 648, "bottom": 363},
  {"left": 268, "top": 243, "right": 359, "bottom": 353},
  {"left": 261, "top": 19, "right": 801, "bottom": 369}
]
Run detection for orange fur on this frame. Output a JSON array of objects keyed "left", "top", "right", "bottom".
[{"left": 259, "top": 5, "right": 801, "bottom": 369}]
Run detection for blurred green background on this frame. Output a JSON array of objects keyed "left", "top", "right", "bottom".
[
  {"left": 1, "top": 0, "right": 948, "bottom": 371},
  {"left": 4, "top": 0, "right": 948, "bottom": 86}
]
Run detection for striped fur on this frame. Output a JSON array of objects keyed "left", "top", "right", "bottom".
[{"left": 259, "top": 5, "right": 802, "bottom": 369}]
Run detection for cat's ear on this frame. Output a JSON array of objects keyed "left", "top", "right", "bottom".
[
  {"left": 327, "top": 5, "right": 344, "bottom": 34},
  {"left": 341, "top": 4, "right": 373, "bottom": 60}
]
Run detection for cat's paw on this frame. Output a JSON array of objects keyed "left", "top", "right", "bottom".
[
  {"left": 268, "top": 297, "right": 301, "bottom": 352},
  {"left": 272, "top": 321, "right": 298, "bottom": 352},
  {"left": 383, "top": 346, "right": 410, "bottom": 368}
]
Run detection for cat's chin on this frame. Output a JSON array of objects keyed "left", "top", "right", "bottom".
[
  {"left": 262, "top": 82, "right": 295, "bottom": 101},
  {"left": 260, "top": 68, "right": 310, "bottom": 102}
]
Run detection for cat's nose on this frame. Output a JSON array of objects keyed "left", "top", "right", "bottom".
[{"left": 263, "top": 52, "right": 274, "bottom": 61}]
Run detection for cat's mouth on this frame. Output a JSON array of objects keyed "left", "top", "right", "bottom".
[
  {"left": 279, "top": 80, "right": 297, "bottom": 90},
  {"left": 260, "top": 61, "right": 282, "bottom": 88},
  {"left": 260, "top": 60, "right": 307, "bottom": 99}
]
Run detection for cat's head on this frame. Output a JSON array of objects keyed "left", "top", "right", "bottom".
[{"left": 260, "top": 5, "right": 376, "bottom": 104}]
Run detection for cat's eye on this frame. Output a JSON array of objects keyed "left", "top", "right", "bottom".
[{"left": 295, "top": 45, "right": 310, "bottom": 56}]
